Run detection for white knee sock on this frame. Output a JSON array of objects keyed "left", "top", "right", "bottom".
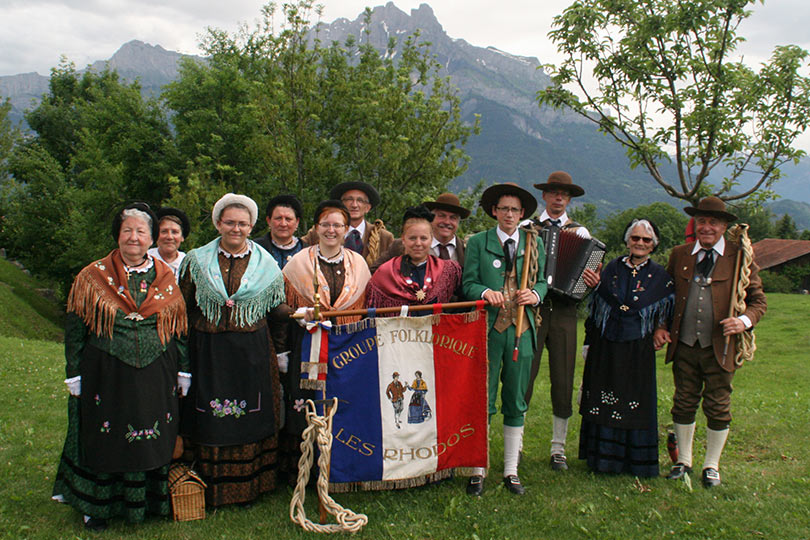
[
  {"left": 551, "top": 415, "right": 568, "bottom": 455},
  {"left": 503, "top": 425, "right": 524, "bottom": 477},
  {"left": 674, "top": 422, "right": 696, "bottom": 467},
  {"left": 703, "top": 427, "right": 729, "bottom": 471}
]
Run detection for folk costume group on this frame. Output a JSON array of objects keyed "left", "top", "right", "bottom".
[{"left": 52, "top": 174, "right": 765, "bottom": 531}]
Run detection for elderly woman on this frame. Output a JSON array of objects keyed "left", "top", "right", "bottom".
[
  {"left": 578, "top": 219, "right": 674, "bottom": 477},
  {"left": 52, "top": 202, "right": 188, "bottom": 532},
  {"left": 279, "top": 200, "right": 371, "bottom": 482},
  {"left": 254, "top": 194, "right": 307, "bottom": 269},
  {"left": 148, "top": 207, "right": 190, "bottom": 280},
  {"left": 366, "top": 205, "right": 462, "bottom": 310},
  {"left": 179, "top": 193, "right": 286, "bottom": 507}
]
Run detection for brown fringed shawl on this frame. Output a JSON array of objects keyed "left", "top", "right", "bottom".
[
  {"left": 67, "top": 249, "right": 187, "bottom": 344},
  {"left": 366, "top": 255, "right": 462, "bottom": 309}
]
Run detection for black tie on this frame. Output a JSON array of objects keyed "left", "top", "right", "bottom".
[
  {"left": 503, "top": 239, "right": 515, "bottom": 272},
  {"left": 345, "top": 229, "right": 363, "bottom": 253},
  {"left": 549, "top": 219, "right": 561, "bottom": 228},
  {"left": 437, "top": 243, "right": 451, "bottom": 260},
  {"left": 696, "top": 248, "right": 714, "bottom": 277}
]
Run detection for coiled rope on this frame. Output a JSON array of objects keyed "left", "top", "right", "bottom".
[
  {"left": 289, "top": 399, "right": 368, "bottom": 533},
  {"left": 727, "top": 223, "right": 756, "bottom": 367}
]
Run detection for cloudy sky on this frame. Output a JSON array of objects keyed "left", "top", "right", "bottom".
[
  {"left": 2, "top": 0, "right": 807, "bottom": 76},
  {"left": 2, "top": 0, "right": 808, "bottom": 148}
]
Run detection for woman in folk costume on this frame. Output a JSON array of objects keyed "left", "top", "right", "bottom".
[
  {"left": 279, "top": 200, "right": 371, "bottom": 483},
  {"left": 407, "top": 371, "right": 432, "bottom": 424},
  {"left": 179, "top": 193, "right": 286, "bottom": 507},
  {"left": 578, "top": 219, "right": 674, "bottom": 477},
  {"left": 52, "top": 202, "right": 188, "bottom": 532},
  {"left": 366, "top": 205, "right": 462, "bottom": 310}
]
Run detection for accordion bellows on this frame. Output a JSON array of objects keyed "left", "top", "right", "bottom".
[{"left": 542, "top": 227, "right": 606, "bottom": 300}]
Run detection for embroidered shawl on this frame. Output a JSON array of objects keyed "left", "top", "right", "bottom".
[
  {"left": 67, "top": 249, "right": 186, "bottom": 344},
  {"left": 366, "top": 255, "right": 461, "bottom": 309},
  {"left": 181, "top": 238, "right": 285, "bottom": 327},
  {"left": 283, "top": 246, "right": 370, "bottom": 314}
]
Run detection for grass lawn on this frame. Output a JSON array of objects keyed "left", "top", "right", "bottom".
[{"left": 1, "top": 294, "right": 808, "bottom": 539}]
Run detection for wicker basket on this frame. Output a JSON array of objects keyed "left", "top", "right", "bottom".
[{"left": 169, "top": 463, "right": 207, "bottom": 522}]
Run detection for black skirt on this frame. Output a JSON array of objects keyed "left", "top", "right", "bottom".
[
  {"left": 182, "top": 328, "right": 277, "bottom": 446},
  {"left": 79, "top": 342, "right": 179, "bottom": 473}
]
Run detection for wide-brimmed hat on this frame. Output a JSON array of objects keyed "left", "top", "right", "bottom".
[
  {"left": 212, "top": 193, "right": 259, "bottom": 227},
  {"left": 156, "top": 207, "right": 190, "bottom": 238},
  {"left": 533, "top": 171, "right": 585, "bottom": 197},
  {"left": 329, "top": 182, "right": 381, "bottom": 209},
  {"left": 111, "top": 202, "right": 159, "bottom": 242},
  {"left": 423, "top": 192, "right": 471, "bottom": 219},
  {"left": 480, "top": 183, "right": 538, "bottom": 219},
  {"left": 684, "top": 196, "right": 737, "bottom": 222}
]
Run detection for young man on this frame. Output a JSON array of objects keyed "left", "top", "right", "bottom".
[
  {"left": 462, "top": 183, "right": 547, "bottom": 496},
  {"left": 254, "top": 194, "right": 306, "bottom": 269},
  {"left": 654, "top": 197, "right": 766, "bottom": 487},
  {"left": 304, "top": 181, "right": 394, "bottom": 267},
  {"left": 524, "top": 171, "right": 600, "bottom": 471},
  {"left": 370, "top": 193, "right": 469, "bottom": 272}
]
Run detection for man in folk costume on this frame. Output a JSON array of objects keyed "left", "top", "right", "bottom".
[
  {"left": 303, "top": 181, "right": 394, "bottom": 268},
  {"left": 462, "top": 183, "right": 547, "bottom": 496},
  {"left": 654, "top": 196, "right": 766, "bottom": 487},
  {"left": 370, "top": 193, "right": 470, "bottom": 272},
  {"left": 523, "top": 171, "right": 600, "bottom": 471}
]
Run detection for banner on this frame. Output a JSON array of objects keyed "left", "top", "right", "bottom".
[{"left": 300, "top": 311, "right": 488, "bottom": 488}]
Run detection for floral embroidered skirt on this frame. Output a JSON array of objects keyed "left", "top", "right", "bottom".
[
  {"left": 181, "top": 328, "right": 281, "bottom": 506},
  {"left": 52, "top": 344, "right": 179, "bottom": 521}
]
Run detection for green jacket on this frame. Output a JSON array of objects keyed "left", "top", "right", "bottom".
[{"left": 462, "top": 227, "right": 547, "bottom": 334}]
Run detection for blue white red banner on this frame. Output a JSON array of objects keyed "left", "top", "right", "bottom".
[{"left": 300, "top": 311, "right": 489, "bottom": 485}]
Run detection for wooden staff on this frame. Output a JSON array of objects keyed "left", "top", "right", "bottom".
[
  {"left": 290, "top": 300, "right": 489, "bottom": 319},
  {"left": 512, "top": 230, "right": 534, "bottom": 362},
  {"left": 721, "top": 230, "right": 744, "bottom": 364}
]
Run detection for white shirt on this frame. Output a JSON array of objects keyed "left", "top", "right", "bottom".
[
  {"left": 346, "top": 220, "right": 367, "bottom": 239},
  {"left": 537, "top": 209, "right": 591, "bottom": 239},
  {"left": 147, "top": 247, "right": 185, "bottom": 281},
  {"left": 431, "top": 236, "right": 457, "bottom": 260}
]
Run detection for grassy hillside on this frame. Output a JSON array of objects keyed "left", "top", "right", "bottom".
[
  {"left": 0, "top": 294, "right": 808, "bottom": 539},
  {"left": 0, "top": 258, "right": 63, "bottom": 342}
]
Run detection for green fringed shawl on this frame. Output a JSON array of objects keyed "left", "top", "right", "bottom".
[{"left": 181, "top": 238, "right": 285, "bottom": 327}]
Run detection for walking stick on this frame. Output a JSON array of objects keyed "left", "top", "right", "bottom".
[
  {"left": 721, "top": 232, "right": 744, "bottom": 364},
  {"left": 512, "top": 229, "right": 534, "bottom": 362}
]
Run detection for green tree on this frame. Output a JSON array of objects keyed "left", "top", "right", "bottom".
[
  {"left": 539, "top": 0, "right": 810, "bottom": 206},
  {"left": 726, "top": 201, "right": 774, "bottom": 242},
  {"left": 596, "top": 202, "right": 689, "bottom": 263},
  {"left": 569, "top": 202, "right": 600, "bottom": 235},
  {"left": 163, "top": 1, "right": 478, "bottom": 235},
  {"left": 775, "top": 213, "right": 799, "bottom": 239}
]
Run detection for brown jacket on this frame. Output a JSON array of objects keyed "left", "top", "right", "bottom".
[
  {"left": 369, "top": 235, "right": 466, "bottom": 274},
  {"left": 302, "top": 219, "right": 394, "bottom": 268},
  {"left": 664, "top": 240, "right": 767, "bottom": 371}
]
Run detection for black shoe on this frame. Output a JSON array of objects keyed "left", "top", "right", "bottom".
[
  {"left": 502, "top": 475, "right": 525, "bottom": 495},
  {"left": 666, "top": 463, "right": 692, "bottom": 480},
  {"left": 466, "top": 475, "right": 484, "bottom": 496},
  {"left": 550, "top": 453, "right": 568, "bottom": 471},
  {"left": 84, "top": 517, "right": 108, "bottom": 532},
  {"left": 702, "top": 467, "right": 721, "bottom": 488}
]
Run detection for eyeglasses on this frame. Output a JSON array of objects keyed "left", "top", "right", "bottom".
[
  {"left": 495, "top": 206, "right": 522, "bottom": 215},
  {"left": 221, "top": 220, "right": 252, "bottom": 230},
  {"left": 544, "top": 189, "right": 571, "bottom": 198},
  {"left": 318, "top": 222, "right": 347, "bottom": 231},
  {"left": 630, "top": 235, "right": 653, "bottom": 244},
  {"left": 341, "top": 197, "right": 369, "bottom": 205}
]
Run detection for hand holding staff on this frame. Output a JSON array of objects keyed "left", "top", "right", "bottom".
[{"left": 513, "top": 230, "right": 535, "bottom": 362}]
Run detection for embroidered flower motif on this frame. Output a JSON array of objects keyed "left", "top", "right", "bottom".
[
  {"left": 210, "top": 398, "right": 246, "bottom": 418},
  {"left": 139, "top": 280, "right": 148, "bottom": 292},
  {"left": 166, "top": 285, "right": 174, "bottom": 294},
  {"left": 94, "top": 394, "right": 101, "bottom": 405},
  {"left": 225, "top": 299, "right": 235, "bottom": 308},
  {"left": 611, "top": 411, "right": 623, "bottom": 420},
  {"left": 118, "top": 285, "right": 125, "bottom": 294},
  {"left": 589, "top": 407, "right": 599, "bottom": 415},
  {"left": 153, "top": 292, "right": 165, "bottom": 300},
  {"left": 100, "top": 421, "right": 111, "bottom": 433},
  {"left": 600, "top": 391, "right": 619, "bottom": 406},
  {"left": 107, "top": 276, "right": 115, "bottom": 285},
  {"left": 166, "top": 412, "right": 173, "bottom": 423},
  {"left": 125, "top": 421, "right": 161, "bottom": 442},
  {"left": 294, "top": 399, "right": 306, "bottom": 412},
  {"left": 629, "top": 401, "right": 640, "bottom": 410},
  {"left": 94, "top": 262, "right": 106, "bottom": 271}
]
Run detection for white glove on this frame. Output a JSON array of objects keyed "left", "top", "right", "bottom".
[
  {"left": 277, "top": 351, "right": 290, "bottom": 374},
  {"left": 581, "top": 345, "right": 589, "bottom": 361},
  {"left": 575, "top": 227, "right": 591, "bottom": 239},
  {"left": 177, "top": 372, "right": 192, "bottom": 397},
  {"left": 295, "top": 307, "right": 311, "bottom": 327},
  {"left": 65, "top": 376, "right": 81, "bottom": 397}
]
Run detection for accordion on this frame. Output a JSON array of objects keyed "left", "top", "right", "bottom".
[{"left": 541, "top": 226, "right": 606, "bottom": 300}]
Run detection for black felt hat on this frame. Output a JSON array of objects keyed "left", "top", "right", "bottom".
[
  {"left": 479, "top": 183, "right": 538, "bottom": 219},
  {"left": 329, "top": 182, "right": 381, "bottom": 209},
  {"left": 156, "top": 207, "right": 190, "bottom": 238},
  {"left": 265, "top": 194, "right": 303, "bottom": 220}
]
